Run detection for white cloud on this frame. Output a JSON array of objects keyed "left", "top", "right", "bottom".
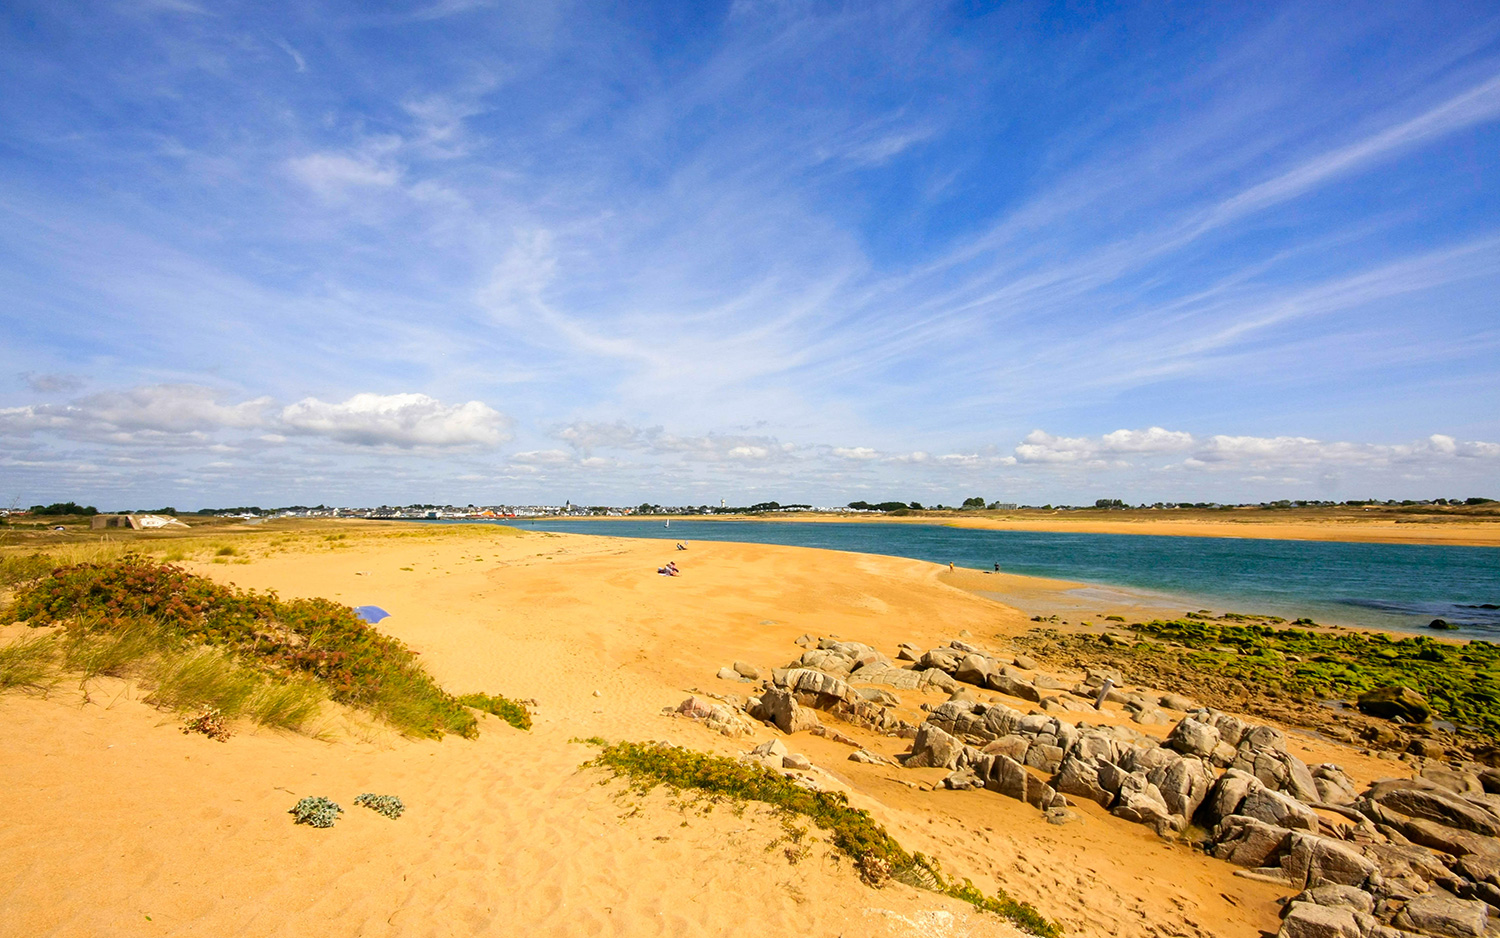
[
  {"left": 510, "top": 449, "right": 571, "bottom": 465},
  {"left": 287, "top": 153, "right": 400, "bottom": 197},
  {"left": 0, "top": 384, "right": 272, "bottom": 442},
  {"left": 21, "top": 372, "right": 84, "bottom": 393},
  {"left": 1014, "top": 427, "right": 1500, "bottom": 473},
  {"left": 554, "top": 420, "right": 654, "bottom": 453},
  {"left": 279, "top": 393, "right": 510, "bottom": 447},
  {"left": 832, "top": 446, "right": 879, "bottom": 460}
]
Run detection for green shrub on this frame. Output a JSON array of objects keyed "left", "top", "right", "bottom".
[
  {"left": 584, "top": 740, "right": 1057, "bottom": 937},
  {"left": 354, "top": 793, "right": 405, "bottom": 819},
  {"left": 10, "top": 555, "right": 475, "bottom": 739},
  {"left": 458, "top": 692, "right": 532, "bottom": 730},
  {"left": 289, "top": 796, "right": 342, "bottom": 828}
]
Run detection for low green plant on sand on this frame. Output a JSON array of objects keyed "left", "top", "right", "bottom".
[
  {"left": 583, "top": 739, "right": 1059, "bottom": 938},
  {"left": 457, "top": 692, "right": 532, "bottom": 730},
  {"left": 354, "top": 792, "right": 405, "bottom": 819},
  {"left": 6, "top": 555, "right": 477, "bottom": 739},
  {"left": 289, "top": 796, "right": 342, "bottom": 828}
]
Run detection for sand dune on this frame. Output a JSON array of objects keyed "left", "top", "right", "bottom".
[{"left": 2, "top": 525, "right": 1373, "bottom": 937}]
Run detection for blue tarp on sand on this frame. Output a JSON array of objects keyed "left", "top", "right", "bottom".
[{"left": 353, "top": 605, "right": 390, "bottom": 623}]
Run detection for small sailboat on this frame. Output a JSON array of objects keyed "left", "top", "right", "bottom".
[{"left": 664, "top": 519, "right": 670, "bottom": 528}]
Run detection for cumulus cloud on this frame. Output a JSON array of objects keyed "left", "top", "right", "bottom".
[
  {"left": 832, "top": 446, "right": 880, "bottom": 460},
  {"left": 510, "top": 449, "right": 572, "bottom": 465},
  {"left": 279, "top": 393, "right": 510, "bottom": 447},
  {"left": 0, "top": 384, "right": 272, "bottom": 442}
]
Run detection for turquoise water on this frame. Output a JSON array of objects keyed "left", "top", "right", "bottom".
[{"left": 466, "top": 518, "right": 1500, "bottom": 635}]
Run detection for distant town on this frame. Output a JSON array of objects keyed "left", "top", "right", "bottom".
[{"left": 3, "top": 496, "right": 1495, "bottom": 523}]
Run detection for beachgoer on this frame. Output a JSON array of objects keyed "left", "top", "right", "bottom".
[
  {"left": 993, "top": 562, "right": 1000, "bottom": 572},
  {"left": 675, "top": 542, "right": 687, "bottom": 550},
  {"left": 948, "top": 561, "right": 954, "bottom": 571}
]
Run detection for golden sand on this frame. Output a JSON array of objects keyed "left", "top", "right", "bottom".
[{"left": 0, "top": 524, "right": 1405, "bottom": 937}]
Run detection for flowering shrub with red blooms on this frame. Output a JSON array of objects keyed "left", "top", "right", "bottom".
[{"left": 11, "top": 555, "right": 475, "bottom": 739}]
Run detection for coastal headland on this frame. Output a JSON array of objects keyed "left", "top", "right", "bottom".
[{"left": 1, "top": 520, "right": 1495, "bottom": 937}]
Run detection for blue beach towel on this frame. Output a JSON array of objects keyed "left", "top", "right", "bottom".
[{"left": 353, "top": 605, "right": 390, "bottom": 623}]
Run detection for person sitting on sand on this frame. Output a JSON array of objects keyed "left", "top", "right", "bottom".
[
  {"left": 667, "top": 561, "right": 679, "bottom": 575},
  {"left": 675, "top": 542, "right": 687, "bottom": 550}
]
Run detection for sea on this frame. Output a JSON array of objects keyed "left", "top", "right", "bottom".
[{"left": 441, "top": 518, "right": 1500, "bottom": 637}]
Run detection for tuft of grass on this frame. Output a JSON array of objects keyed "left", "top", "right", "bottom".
[
  {"left": 0, "top": 632, "right": 58, "bottom": 691},
  {"left": 1, "top": 553, "right": 56, "bottom": 590},
  {"left": 216, "top": 546, "right": 237, "bottom": 557},
  {"left": 582, "top": 740, "right": 1058, "bottom": 937},
  {"left": 457, "top": 692, "right": 532, "bottom": 730}
]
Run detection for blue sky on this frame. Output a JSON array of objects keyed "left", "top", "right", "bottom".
[{"left": 2, "top": 0, "right": 1498, "bottom": 509}]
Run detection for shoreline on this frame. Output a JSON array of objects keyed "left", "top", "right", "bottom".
[{"left": 513, "top": 510, "right": 1500, "bottom": 548}]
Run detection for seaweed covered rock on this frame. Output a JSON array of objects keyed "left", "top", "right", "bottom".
[{"left": 1357, "top": 686, "right": 1431, "bottom": 724}]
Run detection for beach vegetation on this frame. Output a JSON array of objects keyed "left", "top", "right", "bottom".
[
  {"left": 289, "top": 796, "right": 342, "bottom": 828},
  {"left": 456, "top": 691, "right": 532, "bottom": 730},
  {"left": 4, "top": 555, "right": 477, "bottom": 739},
  {"left": 354, "top": 792, "right": 405, "bottom": 819},
  {"left": 1022, "top": 617, "right": 1500, "bottom": 740},
  {"left": 0, "top": 632, "right": 57, "bottom": 691},
  {"left": 582, "top": 739, "right": 1058, "bottom": 937}
]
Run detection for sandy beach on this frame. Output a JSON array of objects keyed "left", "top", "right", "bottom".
[{"left": 0, "top": 524, "right": 1444, "bottom": 937}]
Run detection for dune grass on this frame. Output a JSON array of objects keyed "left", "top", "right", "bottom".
[
  {"left": 5, "top": 555, "right": 477, "bottom": 739},
  {"left": 0, "top": 632, "right": 57, "bottom": 691},
  {"left": 456, "top": 692, "right": 532, "bottom": 730},
  {"left": 583, "top": 739, "right": 1058, "bottom": 937}
]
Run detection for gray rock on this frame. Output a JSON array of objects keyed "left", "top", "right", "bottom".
[
  {"left": 1033, "top": 674, "right": 1067, "bottom": 691},
  {"left": 1241, "top": 785, "right": 1320, "bottom": 831},
  {"left": 1206, "top": 770, "right": 1259, "bottom": 821},
  {"left": 1024, "top": 744, "right": 1065, "bottom": 774},
  {"left": 987, "top": 672, "right": 1042, "bottom": 703},
  {"left": 1167, "top": 717, "right": 1221, "bottom": 758},
  {"left": 717, "top": 666, "right": 740, "bottom": 681},
  {"left": 1151, "top": 756, "right": 1216, "bottom": 819},
  {"left": 1242, "top": 725, "right": 1287, "bottom": 751},
  {"left": 1159, "top": 693, "right": 1199, "bottom": 712},
  {"left": 1055, "top": 755, "right": 1114, "bottom": 807},
  {"left": 854, "top": 686, "right": 902, "bottom": 707},
  {"left": 987, "top": 753, "right": 1035, "bottom": 803},
  {"left": 752, "top": 739, "right": 789, "bottom": 759},
  {"left": 849, "top": 749, "right": 888, "bottom": 765},
  {"left": 760, "top": 688, "right": 821, "bottom": 735},
  {"left": 896, "top": 646, "right": 919, "bottom": 662},
  {"left": 1393, "top": 895, "right": 1489, "bottom": 938},
  {"left": 1373, "top": 787, "right": 1500, "bottom": 838},
  {"left": 1281, "top": 832, "right": 1376, "bottom": 888},
  {"left": 1132, "top": 707, "right": 1171, "bottom": 725},
  {"left": 981, "top": 734, "right": 1031, "bottom": 762},
  {"left": 1233, "top": 748, "right": 1319, "bottom": 803},
  {"left": 954, "top": 654, "right": 994, "bottom": 688},
  {"left": 733, "top": 661, "right": 761, "bottom": 680},
  {"left": 1279, "top": 902, "right": 1362, "bottom": 938},
  {"left": 782, "top": 753, "right": 812, "bottom": 770},
  {"left": 1212, "top": 815, "right": 1294, "bottom": 867},
  {"left": 1011, "top": 654, "right": 1037, "bottom": 670},
  {"left": 905, "top": 723, "right": 964, "bottom": 770},
  {"left": 1044, "top": 806, "right": 1082, "bottom": 825},
  {"left": 943, "top": 767, "right": 983, "bottom": 790},
  {"left": 1421, "top": 764, "right": 1487, "bottom": 797},
  {"left": 1296, "top": 884, "right": 1376, "bottom": 915},
  {"left": 1084, "top": 667, "right": 1122, "bottom": 687},
  {"left": 1096, "top": 760, "right": 1130, "bottom": 795},
  {"left": 919, "top": 648, "right": 964, "bottom": 673},
  {"left": 776, "top": 667, "right": 854, "bottom": 703},
  {"left": 1312, "top": 765, "right": 1360, "bottom": 806},
  {"left": 1209, "top": 712, "right": 1250, "bottom": 748}
]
